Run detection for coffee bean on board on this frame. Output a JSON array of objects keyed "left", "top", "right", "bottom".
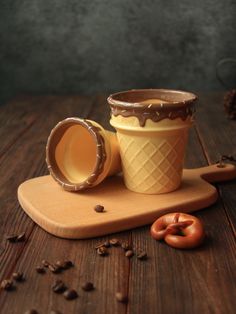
[{"left": 94, "top": 204, "right": 105, "bottom": 213}]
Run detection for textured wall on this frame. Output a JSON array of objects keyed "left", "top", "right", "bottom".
[{"left": 0, "top": 0, "right": 236, "bottom": 104}]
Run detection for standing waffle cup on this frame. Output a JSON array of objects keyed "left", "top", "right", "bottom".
[
  {"left": 46, "top": 117, "right": 121, "bottom": 191},
  {"left": 108, "top": 89, "right": 197, "bottom": 194}
]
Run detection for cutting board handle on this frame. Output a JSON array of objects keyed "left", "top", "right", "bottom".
[{"left": 193, "top": 163, "right": 236, "bottom": 183}]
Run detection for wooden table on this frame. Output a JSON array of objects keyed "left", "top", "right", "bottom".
[{"left": 0, "top": 93, "right": 235, "bottom": 314}]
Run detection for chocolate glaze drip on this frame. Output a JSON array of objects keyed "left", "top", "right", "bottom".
[
  {"left": 110, "top": 104, "right": 195, "bottom": 127},
  {"left": 46, "top": 118, "right": 107, "bottom": 192}
]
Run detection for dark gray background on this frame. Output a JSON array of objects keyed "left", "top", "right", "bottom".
[{"left": 0, "top": 0, "right": 236, "bottom": 105}]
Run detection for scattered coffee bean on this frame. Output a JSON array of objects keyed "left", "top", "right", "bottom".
[
  {"left": 55, "top": 260, "right": 64, "bottom": 269},
  {"left": 137, "top": 251, "right": 147, "bottom": 260},
  {"left": 63, "top": 289, "right": 78, "bottom": 300},
  {"left": 24, "top": 310, "right": 38, "bottom": 314},
  {"left": 17, "top": 232, "right": 25, "bottom": 242},
  {"left": 82, "top": 282, "right": 94, "bottom": 291},
  {"left": 95, "top": 243, "right": 105, "bottom": 249},
  {"left": 50, "top": 311, "right": 62, "bottom": 314},
  {"left": 1, "top": 279, "right": 13, "bottom": 291},
  {"left": 103, "top": 241, "right": 111, "bottom": 248},
  {"left": 42, "top": 259, "right": 50, "bottom": 267},
  {"left": 12, "top": 272, "right": 24, "bottom": 282},
  {"left": 121, "top": 241, "right": 132, "bottom": 251},
  {"left": 36, "top": 266, "right": 46, "bottom": 274},
  {"left": 115, "top": 292, "right": 128, "bottom": 303},
  {"left": 62, "top": 260, "right": 73, "bottom": 269},
  {"left": 125, "top": 250, "right": 134, "bottom": 258},
  {"left": 48, "top": 264, "right": 61, "bottom": 274},
  {"left": 52, "top": 280, "right": 67, "bottom": 294},
  {"left": 97, "top": 246, "right": 108, "bottom": 256},
  {"left": 94, "top": 204, "right": 105, "bottom": 213},
  {"left": 6, "top": 234, "right": 18, "bottom": 243},
  {"left": 109, "top": 238, "right": 120, "bottom": 246}
]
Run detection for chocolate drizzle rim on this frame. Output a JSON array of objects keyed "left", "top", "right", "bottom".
[
  {"left": 46, "top": 118, "right": 107, "bottom": 192},
  {"left": 108, "top": 89, "right": 197, "bottom": 127}
]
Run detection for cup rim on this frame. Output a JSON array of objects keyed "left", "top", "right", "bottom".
[
  {"left": 107, "top": 88, "right": 197, "bottom": 109},
  {"left": 46, "top": 117, "right": 107, "bottom": 191}
]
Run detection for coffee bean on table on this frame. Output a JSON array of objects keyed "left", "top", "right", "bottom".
[
  {"left": 115, "top": 292, "right": 128, "bottom": 303},
  {"left": 12, "top": 272, "right": 24, "bottom": 282},
  {"left": 81, "top": 282, "right": 94, "bottom": 291},
  {"left": 121, "top": 241, "right": 132, "bottom": 251},
  {"left": 103, "top": 241, "right": 111, "bottom": 248},
  {"left": 97, "top": 246, "right": 108, "bottom": 256},
  {"left": 6, "top": 234, "right": 18, "bottom": 243},
  {"left": 52, "top": 280, "right": 67, "bottom": 294},
  {"left": 109, "top": 238, "right": 120, "bottom": 246},
  {"left": 137, "top": 251, "right": 147, "bottom": 260},
  {"left": 125, "top": 250, "right": 134, "bottom": 258},
  {"left": 17, "top": 232, "right": 26, "bottom": 242},
  {"left": 24, "top": 310, "right": 38, "bottom": 314},
  {"left": 48, "top": 264, "right": 61, "bottom": 274},
  {"left": 94, "top": 204, "right": 105, "bottom": 213},
  {"left": 1, "top": 279, "right": 13, "bottom": 291},
  {"left": 36, "top": 266, "right": 46, "bottom": 274},
  {"left": 42, "top": 259, "right": 50, "bottom": 267},
  {"left": 62, "top": 260, "right": 74, "bottom": 269},
  {"left": 63, "top": 289, "right": 78, "bottom": 300}
]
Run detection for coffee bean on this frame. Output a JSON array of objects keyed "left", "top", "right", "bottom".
[
  {"left": 95, "top": 241, "right": 110, "bottom": 250},
  {"left": 55, "top": 260, "right": 64, "bottom": 269},
  {"left": 17, "top": 232, "right": 25, "bottom": 242},
  {"left": 82, "top": 282, "right": 94, "bottom": 291},
  {"left": 36, "top": 266, "right": 46, "bottom": 274},
  {"left": 49, "top": 264, "right": 61, "bottom": 274},
  {"left": 50, "top": 311, "right": 62, "bottom": 314},
  {"left": 63, "top": 289, "right": 78, "bottom": 300},
  {"left": 103, "top": 241, "right": 111, "bottom": 248},
  {"left": 125, "top": 250, "right": 134, "bottom": 258},
  {"left": 6, "top": 234, "right": 18, "bottom": 243},
  {"left": 115, "top": 292, "right": 128, "bottom": 303},
  {"left": 95, "top": 243, "right": 105, "bottom": 249},
  {"left": 137, "top": 251, "right": 147, "bottom": 260},
  {"left": 62, "top": 260, "right": 73, "bottom": 269},
  {"left": 1, "top": 279, "right": 13, "bottom": 291},
  {"left": 12, "top": 272, "right": 24, "bottom": 282},
  {"left": 24, "top": 310, "right": 38, "bottom": 314},
  {"left": 97, "top": 246, "right": 108, "bottom": 256},
  {"left": 52, "top": 280, "right": 67, "bottom": 293},
  {"left": 94, "top": 204, "right": 105, "bottom": 213},
  {"left": 109, "top": 238, "right": 120, "bottom": 246},
  {"left": 42, "top": 259, "right": 50, "bottom": 267},
  {"left": 121, "top": 241, "right": 132, "bottom": 251}
]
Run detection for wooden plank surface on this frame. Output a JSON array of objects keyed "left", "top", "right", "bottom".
[{"left": 0, "top": 93, "right": 236, "bottom": 314}]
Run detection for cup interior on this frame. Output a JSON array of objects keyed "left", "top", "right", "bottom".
[{"left": 48, "top": 122, "right": 97, "bottom": 184}]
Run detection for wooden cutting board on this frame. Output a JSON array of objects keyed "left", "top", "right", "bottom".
[{"left": 18, "top": 164, "right": 236, "bottom": 239}]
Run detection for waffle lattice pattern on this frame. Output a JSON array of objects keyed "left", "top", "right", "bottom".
[{"left": 118, "top": 132, "right": 187, "bottom": 194}]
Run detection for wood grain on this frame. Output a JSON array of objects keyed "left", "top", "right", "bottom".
[{"left": 0, "top": 93, "right": 235, "bottom": 314}]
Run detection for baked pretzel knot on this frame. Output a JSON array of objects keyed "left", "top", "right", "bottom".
[{"left": 150, "top": 213, "right": 205, "bottom": 249}]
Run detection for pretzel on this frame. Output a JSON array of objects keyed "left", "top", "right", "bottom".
[{"left": 150, "top": 213, "right": 205, "bottom": 249}]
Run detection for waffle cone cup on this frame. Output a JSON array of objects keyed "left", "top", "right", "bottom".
[
  {"left": 108, "top": 89, "right": 197, "bottom": 194},
  {"left": 46, "top": 118, "right": 121, "bottom": 191}
]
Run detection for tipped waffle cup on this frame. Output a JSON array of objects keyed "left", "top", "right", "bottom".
[{"left": 46, "top": 118, "right": 121, "bottom": 191}]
